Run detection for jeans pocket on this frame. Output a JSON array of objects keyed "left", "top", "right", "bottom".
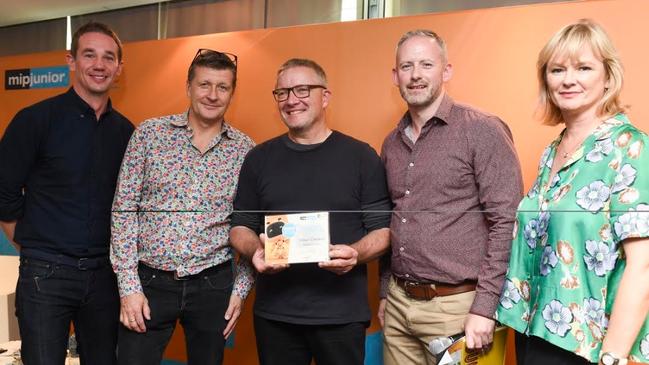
[
  {"left": 138, "top": 270, "right": 157, "bottom": 287},
  {"left": 20, "top": 259, "right": 56, "bottom": 292},
  {"left": 20, "top": 258, "right": 53, "bottom": 273},
  {"left": 203, "top": 269, "right": 233, "bottom": 291}
]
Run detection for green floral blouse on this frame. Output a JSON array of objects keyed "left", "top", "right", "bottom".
[{"left": 496, "top": 114, "right": 649, "bottom": 363}]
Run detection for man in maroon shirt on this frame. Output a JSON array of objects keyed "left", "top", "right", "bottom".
[{"left": 379, "top": 29, "right": 523, "bottom": 365}]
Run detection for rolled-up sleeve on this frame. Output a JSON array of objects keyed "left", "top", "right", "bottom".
[
  {"left": 359, "top": 143, "right": 392, "bottom": 232},
  {"left": 231, "top": 149, "right": 263, "bottom": 233}
]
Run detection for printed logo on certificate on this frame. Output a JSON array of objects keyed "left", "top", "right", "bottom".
[{"left": 264, "top": 212, "right": 330, "bottom": 264}]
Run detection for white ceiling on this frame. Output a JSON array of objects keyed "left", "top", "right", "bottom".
[{"left": 0, "top": 0, "right": 169, "bottom": 27}]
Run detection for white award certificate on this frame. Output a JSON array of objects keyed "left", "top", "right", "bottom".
[{"left": 264, "top": 212, "right": 330, "bottom": 264}]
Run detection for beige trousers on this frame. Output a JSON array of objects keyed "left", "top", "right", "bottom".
[{"left": 383, "top": 276, "right": 475, "bottom": 365}]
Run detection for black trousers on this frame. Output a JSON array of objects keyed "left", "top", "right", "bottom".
[
  {"left": 16, "top": 256, "right": 120, "bottom": 365},
  {"left": 515, "top": 332, "right": 595, "bottom": 365},
  {"left": 117, "top": 263, "right": 233, "bottom": 365},
  {"left": 254, "top": 315, "right": 366, "bottom": 365}
]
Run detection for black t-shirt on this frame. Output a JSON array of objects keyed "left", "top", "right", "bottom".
[{"left": 232, "top": 131, "right": 391, "bottom": 325}]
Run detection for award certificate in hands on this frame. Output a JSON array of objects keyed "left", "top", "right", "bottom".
[{"left": 264, "top": 212, "right": 330, "bottom": 264}]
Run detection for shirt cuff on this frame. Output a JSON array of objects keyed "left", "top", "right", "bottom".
[
  {"left": 469, "top": 290, "right": 500, "bottom": 319},
  {"left": 232, "top": 259, "right": 255, "bottom": 299},
  {"left": 379, "top": 274, "right": 390, "bottom": 298},
  {"left": 0, "top": 200, "right": 23, "bottom": 221},
  {"left": 379, "top": 254, "right": 391, "bottom": 298},
  {"left": 116, "top": 269, "right": 143, "bottom": 298}
]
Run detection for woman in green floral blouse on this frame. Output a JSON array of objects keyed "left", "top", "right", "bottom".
[{"left": 496, "top": 19, "right": 649, "bottom": 365}]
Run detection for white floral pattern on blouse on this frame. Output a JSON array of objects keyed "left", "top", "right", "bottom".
[{"left": 496, "top": 114, "right": 649, "bottom": 363}]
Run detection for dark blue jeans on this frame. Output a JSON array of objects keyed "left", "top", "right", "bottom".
[
  {"left": 15, "top": 256, "right": 120, "bottom": 365},
  {"left": 117, "top": 262, "right": 233, "bottom": 365},
  {"left": 254, "top": 316, "right": 366, "bottom": 365}
]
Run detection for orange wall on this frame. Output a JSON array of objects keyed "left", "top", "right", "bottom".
[{"left": 2, "top": 0, "right": 648, "bottom": 363}]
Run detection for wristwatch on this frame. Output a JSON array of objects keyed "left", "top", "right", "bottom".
[{"left": 600, "top": 352, "right": 628, "bottom": 365}]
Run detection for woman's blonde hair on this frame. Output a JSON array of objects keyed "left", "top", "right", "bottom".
[{"left": 537, "top": 19, "right": 625, "bottom": 125}]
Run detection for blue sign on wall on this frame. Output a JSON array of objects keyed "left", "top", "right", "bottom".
[
  {"left": 0, "top": 230, "right": 18, "bottom": 256},
  {"left": 5, "top": 66, "right": 69, "bottom": 90}
]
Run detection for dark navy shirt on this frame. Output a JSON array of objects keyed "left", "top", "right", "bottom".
[{"left": 0, "top": 88, "right": 134, "bottom": 257}]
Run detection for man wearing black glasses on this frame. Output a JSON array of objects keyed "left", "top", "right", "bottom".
[
  {"left": 111, "top": 49, "right": 255, "bottom": 364},
  {"left": 230, "top": 58, "right": 392, "bottom": 365}
]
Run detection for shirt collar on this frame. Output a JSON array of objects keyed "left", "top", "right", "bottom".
[
  {"left": 397, "top": 93, "right": 454, "bottom": 133},
  {"left": 64, "top": 87, "right": 114, "bottom": 116},
  {"left": 548, "top": 113, "right": 628, "bottom": 168},
  {"left": 592, "top": 113, "right": 629, "bottom": 141},
  {"left": 552, "top": 113, "right": 629, "bottom": 147},
  {"left": 170, "top": 110, "right": 239, "bottom": 140}
]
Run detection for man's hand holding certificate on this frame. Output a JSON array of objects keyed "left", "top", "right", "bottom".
[{"left": 318, "top": 244, "right": 358, "bottom": 275}]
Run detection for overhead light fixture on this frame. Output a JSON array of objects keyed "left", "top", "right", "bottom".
[
  {"left": 341, "top": 0, "right": 357, "bottom": 21},
  {"left": 66, "top": 16, "right": 71, "bottom": 50}
]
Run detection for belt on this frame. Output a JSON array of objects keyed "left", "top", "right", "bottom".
[
  {"left": 138, "top": 261, "right": 230, "bottom": 281},
  {"left": 394, "top": 276, "right": 477, "bottom": 301},
  {"left": 21, "top": 252, "right": 110, "bottom": 270}
]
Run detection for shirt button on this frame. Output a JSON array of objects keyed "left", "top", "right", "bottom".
[
  {"left": 409, "top": 162, "right": 414, "bottom": 167},
  {"left": 80, "top": 114, "right": 85, "bottom": 118},
  {"left": 399, "top": 247, "right": 404, "bottom": 252},
  {"left": 405, "top": 190, "right": 410, "bottom": 195},
  {"left": 405, "top": 274, "right": 410, "bottom": 278},
  {"left": 401, "top": 218, "right": 407, "bottom": 223}
]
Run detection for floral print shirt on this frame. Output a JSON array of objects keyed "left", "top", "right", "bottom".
[
  {"left": 111, "top": 112, "right": 255, "bottom": 299},
  {"left": 496, "top": 114, "right": 649, "bottom": 363}
]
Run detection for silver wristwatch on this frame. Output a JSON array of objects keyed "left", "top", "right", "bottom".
[{"left": 600, "top": 352, "right": 628, "bottom": 365}]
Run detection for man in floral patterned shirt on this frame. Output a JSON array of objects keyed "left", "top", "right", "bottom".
[{"left": 110, "top": 49, "right": 255, "bottom": 364}]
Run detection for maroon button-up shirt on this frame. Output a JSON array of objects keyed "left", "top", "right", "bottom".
[{"left": 381, "top": 94, "right": 523, "bottom": 318}]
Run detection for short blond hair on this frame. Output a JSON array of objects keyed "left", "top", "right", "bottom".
[
  {"left": 537, "top": 19, "right": 625, "bottom": 125},
  {"left": 396, "top": 29, "right": 448, "bottom": 63}
]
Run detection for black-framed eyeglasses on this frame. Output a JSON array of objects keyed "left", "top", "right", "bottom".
[
  {"left": 272, "top": 84, "right": 326, "bottom": 102},
  {"left": 192, "top": 48, "right": 238, "bottom": 70}
]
